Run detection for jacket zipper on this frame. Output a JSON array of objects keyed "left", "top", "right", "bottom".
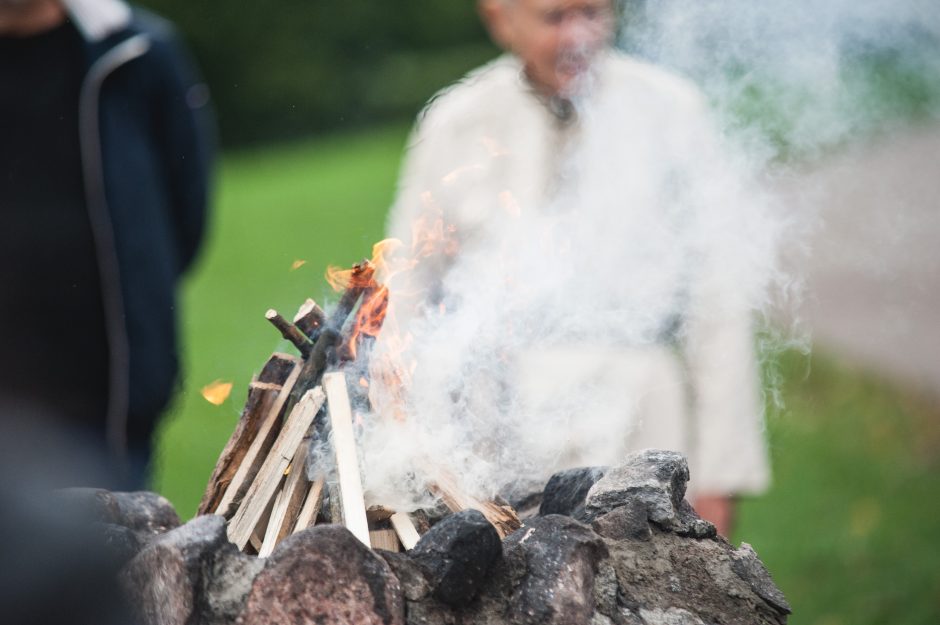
[{"left": 77, "top": 34, "right": 151, "bottom": 470}]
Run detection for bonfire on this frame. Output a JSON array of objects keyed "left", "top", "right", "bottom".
[{"left": 198, "top": 231, "right": 521, "bottom": 556}]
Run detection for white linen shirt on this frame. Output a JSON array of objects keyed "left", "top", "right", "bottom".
[{"left": 385, "top": 52, "right": 770, "bottom": 496}]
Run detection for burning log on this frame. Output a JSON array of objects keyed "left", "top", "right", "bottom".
[
  {"left": 326, "top": 260, "right": 375, "bottom": 332},
  {"left": 293, "top": 298, "right": 326, "bottom": 339}
]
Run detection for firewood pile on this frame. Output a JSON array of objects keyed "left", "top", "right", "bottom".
[{"left": 198, "top": 259, "right": 520, "bottom": 556}]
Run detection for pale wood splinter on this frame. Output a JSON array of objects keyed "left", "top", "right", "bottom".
[
  {"left": 227, "top": 387, "right": 326, "bottom": 550},
  {"left": 214, "top": 362, "right": 303, "bottom": 518},
  {"left": 323, "top": 371, "right": 371, "bottom": 547},
  {"left": 390, "top": 512, "right": 422, "bottom": 550}
]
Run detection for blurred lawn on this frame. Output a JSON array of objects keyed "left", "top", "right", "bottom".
[{"left": 153, "top": 124, "right": 940, "bottom": 625}]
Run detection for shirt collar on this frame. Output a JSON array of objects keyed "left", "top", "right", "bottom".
[{"left": 62, "top": 0, "right": 131, "bottom": 42}]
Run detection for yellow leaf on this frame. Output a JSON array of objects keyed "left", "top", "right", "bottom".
[
  {"left": 201, "top": 380, "right": 233, "bottom": 405},
  {"left": 291, "top": 259, "right": 307, "bottom": 271}
]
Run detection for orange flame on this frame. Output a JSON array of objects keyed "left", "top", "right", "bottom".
[
  {"left": 325, "top": 259, "right": 376, "bottom": 292},
  {"left": 343, "top": 284, "right": 390, "bottom": 360},
  {"left": 319, "top": 188, "right": 460, "bottom": 423}
]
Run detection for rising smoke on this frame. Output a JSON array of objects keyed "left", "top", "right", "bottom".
[
  {"left": 621, "top": 0, "right": 940, "bottom": 159},
  {"left": 315, "top": 0, "right": 940, "bottom": 511}
]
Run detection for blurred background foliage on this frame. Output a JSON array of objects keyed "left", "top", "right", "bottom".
[
  {"left": 137, "top": 0, "right": 940, "bottom": 152},
  {"left": 138, "top": 0, "right": 497, "bottom": 146}
]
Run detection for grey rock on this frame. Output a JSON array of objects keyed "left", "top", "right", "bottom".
[
  {"left": 498, "top": 515, "right": 609, "bottom": 625},
  {"left": 591, "top": 500, "right": 653, "bottom": 542},
  {"left": 205, "top": 545, "right": 265, "bottom": 624},
  {"left": 411, "top": 509, "right": 501, "bottom": 607},
  {"left": 730, "top": 543, "right": 792, "bottom": 615},
  {"left": 591, "top": 560, "right": 628, "bottom": 624},
  {"left": 55, "top": 488, "right": 181, "bottom": 545},
  {"left": 379, "top": 551, "right": 432, "bottom": 602},
  {"left": 582, "top": 450, "right": 689, "bottom": 528},
  {"left": 604, "top": 530, "right": 788, "bottom": 625},
  {"left": 539, "top": 466, "right": 608, "bottom": 518},
  {"left": 639, "top": 607, "right": 706, "bottom": 625},
  {"left": 404, "top": 600, "right": 456, "bottom": 625},
  {"left": 95, "top": 522, "right": 143, "bottom": 566},
  {"left": 673, "top": 500, "right": 717, "bottom": 540},
  {"left": 112, "top": 491, "right": 181, "bottom": 537},
  {"left": 122, "top": 514, "right": 262, "bottom": 625},
  {"left": 238, "top": 524, "right": 404, "bottom": 625}
]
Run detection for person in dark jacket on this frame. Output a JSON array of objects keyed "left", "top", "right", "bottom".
[{"left": 0, "top": 0, "right": 213, "bottom": 488}]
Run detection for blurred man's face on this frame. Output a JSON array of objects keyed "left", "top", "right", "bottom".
[
  {"left": 481, "top": 0, "right": 614, "bottom": 97},
  {"left": 0, "top": 0, "right": 43, "bottom": 9},
  {"left": 0, "top": 0, "right": 64, "bottom": 35}
]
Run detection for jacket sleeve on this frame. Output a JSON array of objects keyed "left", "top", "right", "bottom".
[
  {"left": 384, "top": 110, "right": 457, "bottom": 330},
  {"left": 150, "top": 24, "right": 215, "bottom": 276},
  {"left": 679, "top": 96, "right": 772, "bottom": 496}
]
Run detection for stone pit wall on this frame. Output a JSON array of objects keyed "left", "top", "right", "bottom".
[{"left": 57, "top": 450, "right": 792, "bottom": 625}]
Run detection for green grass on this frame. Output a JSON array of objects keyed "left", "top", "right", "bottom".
[
  {"left": 738, "top": 351, "right": 940, "bottom": 625},
  {"left": 153, "top": 124, "right": 940, "bottom": 625}
]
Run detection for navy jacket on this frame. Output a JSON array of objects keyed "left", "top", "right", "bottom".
[{"left": 70, "top": 0, "right": 214, "bottom": 467}]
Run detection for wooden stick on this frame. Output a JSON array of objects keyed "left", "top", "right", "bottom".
[
  {"left": 323, "top": 371, "right": 370, "bottom": 547},
  {"left": 275, "top": 444, "right": 313, "bottom": 542},
  {"left": 369, "top": 529, "right": 401, "bottom": 552},
  {"left": 328, "top": 483, "right": 344, "bottom": 526},
  {"left": 257, "top": 352, "right": 300, "bottom": 385},
  {"left": 366, "top": 505, "right": 396, "bottom": 523},
  {"left": 266, "top": 309, "right": 313, "bottom": 358},
  {"left": 390, "top": 512, "right": 421, "bottom": 550},
  {"left": 257, "top": 481, "right": 287, "bottom": 557},
  {"left": 197, "top": 381, "right": 281, "bottom": 515},
  {"left": 227, "top": 387, "right": 326, "bottom": 550},
  {"left": 293, "top": 298, "right": 326, "bottom": 339},
  {"left": 429, "top": 471, "right": 522, "bottom": 539},
  {"left": 284, "top": 327, "right": 340, "bottom": 419},
  {"left": 248, "top": 495, "right": 276, "bottom": 555},
  {"left": 214, "top": 362, "right": 303, "bottom": 518},
  {"left": 292, "top": 476, "right": 325, "bottom": 534},
  {"left": 258, "top": 439, "right": 311, "bottom": 556}
]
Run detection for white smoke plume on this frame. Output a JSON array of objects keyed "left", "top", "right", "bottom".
[
  {"left": 621, "top": 0, "right": 940, "bottom": 159},
  {"left": 313, "top": 0, "right": 940, "bottom": 512}
]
